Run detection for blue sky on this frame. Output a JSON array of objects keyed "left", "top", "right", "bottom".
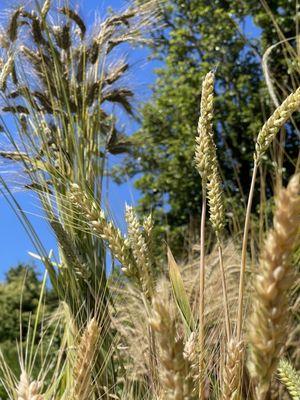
[{"left": 0, "top": 0, "right": 160, "bottom": 278}]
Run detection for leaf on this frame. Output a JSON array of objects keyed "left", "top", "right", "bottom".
[{"left": 167, "top": 246, "right": 195, "bottom": 333}]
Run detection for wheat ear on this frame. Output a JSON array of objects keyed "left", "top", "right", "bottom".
[
  {"left": 195, "top": 71, "right": 215, "bottom": 179},
  {"left": 17, "top": 371, "right": 44, "bottom": 400},
  {"left": 221, "top": 339, "right": 243, "bottom": 400},
  {"left": 278, "top": 359, "right": 300, "bottom": 400},
  {"left": 149, "top": 282, "right": 194, "bottom": 400},
  {"left": 237, "top": 87, "right": 300, "bottom": 342},
  {"left": 255, "top": 87, "right": 300, "bottom": 162},
  {"left": 70, "top": 184, "right": 136, "bottom": 276},
  {"left": 72, "top": 318, "right": 99, "bottom": 400},
  {"left": 125, "top": 205, "right": 154, "bottom": 297},
  {"left": 194, "top": 71, "right": 215, "bottom": 400},
  {"left": 247, "top": 174, "right": 300, "bottom": 399}
]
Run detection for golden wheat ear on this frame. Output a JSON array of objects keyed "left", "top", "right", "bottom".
[
  {"left": 72, "top": 318, "right": 100, "bottom": 400},
  {"left": 247, "top": 174, "right": 300, "bottom": 400},
  {"left": 221, "top": 339, "right": 243, "bottom": 400}
]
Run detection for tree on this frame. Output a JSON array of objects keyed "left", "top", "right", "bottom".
[
  {"left": 115, "top": 0, "right": 300, "bottom": 256},
  {"left": 0, "top": 265, "right": 57, "bottom": 399}
]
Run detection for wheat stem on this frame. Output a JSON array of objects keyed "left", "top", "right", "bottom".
[
  {"left": 218, "top": 242, "right": 231, "bottom": 342},
  {"left": 237, "top": 161, "right": 258, "bottom": 341},
  {"left": 199, "top": 184, "right": 206, "bottom": 400}
]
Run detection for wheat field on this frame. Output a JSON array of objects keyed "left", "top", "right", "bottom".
[{"left": 0, "top": 1, "right": 299, "bottom": 400}]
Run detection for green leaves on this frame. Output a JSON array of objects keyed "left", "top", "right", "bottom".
[{"left": 167, "top": 247, "right": 195, "bottom": 333}]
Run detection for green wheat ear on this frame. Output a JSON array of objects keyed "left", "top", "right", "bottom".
[{"left": 278, "top": 360, "right": 300, "bottom": 400}]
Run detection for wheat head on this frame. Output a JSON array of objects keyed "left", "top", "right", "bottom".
[
  {"left": 255, "top": 87, "right": 300, "bottom": 162},
  {"left": 278, "top": 360, "right": 300, "bottom": 400},
  {"left": 72, "top": 318, "right": 99, "bottom": 400},
  {"left": 247, "top": 174, "right": 300, "bottom": 399},
  {"left": 17, "top": 371, "right": 44, "bottom": 400}
]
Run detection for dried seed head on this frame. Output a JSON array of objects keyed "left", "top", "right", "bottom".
[
  {"left": 248, "top": 174, "right": 300, "bottom": 399},
  {"left": 195, "top": 71, "right": 215, "bottom": 179},
  {"left": 41, "top": 0, "right": 51, "bottom": 20},
  {"left": 221, "top": 340, "right": 244, "bottom": 400},
  {"left": 8, "top": 7, "right": 24, "bottom": 42},
  {"left": 125, "top": 205, "right": 153, "bottom": 297},
  {"left": 17, "top": 371, "right": 44, "bottom": 400},
  {"left": 60, "top": 7, "right": 86, "bottom": 39},
  {"left": 255, "top": 87, "right": 300, "bottom": 163},
  {"left": 73, "top": 318, "right": 99, "bottom": 400},
  {"left": 207, "top": 164, "right": 225, "bottom": 237},
  {"left": 0, "top": 56, "right": 14, "bottom": 91}
]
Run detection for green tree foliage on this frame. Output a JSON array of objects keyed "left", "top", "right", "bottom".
[
  {"left": 0, "top": 265, "right": 57, "bottom": 398},
  {"left": 115, "top": 0, "right": 300, "bottom": 256}
]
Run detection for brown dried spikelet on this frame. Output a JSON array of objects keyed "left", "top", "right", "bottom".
[
  {"left": 248, "top": 174, "right": 300, "bottom": 399},
  {"left": 60, "top": 7, "right": 86, "bottom": 39},
  {"left": 8, "top": 7, "right": 23, "bottom": 42}
]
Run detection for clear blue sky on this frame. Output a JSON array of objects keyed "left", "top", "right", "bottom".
[{"left": 0, "top": 0, "right": 160, "bottom": 278}]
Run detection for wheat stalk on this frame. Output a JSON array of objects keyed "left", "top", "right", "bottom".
[
  {"left": 72, "top": 318, "right": 99, "bottom": 400},
  {"left": 16, "top": 371, "right": 44, "bottom": 400},
  {"left": 237, "top": 87, "right": 300, "bottom": 343},
  {"left": 278, "top": 359, "right": 300, "bottom": 400},
  {"left": 247, "top": 174, "right": 300, "bottom": 399},
  {"left": 195, "top": 71, "right": 232, "bottom": 397}
]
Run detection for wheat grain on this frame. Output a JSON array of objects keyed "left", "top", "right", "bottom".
[{"left": 247, "top": 174, "right": 300, "bottom": 399}]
